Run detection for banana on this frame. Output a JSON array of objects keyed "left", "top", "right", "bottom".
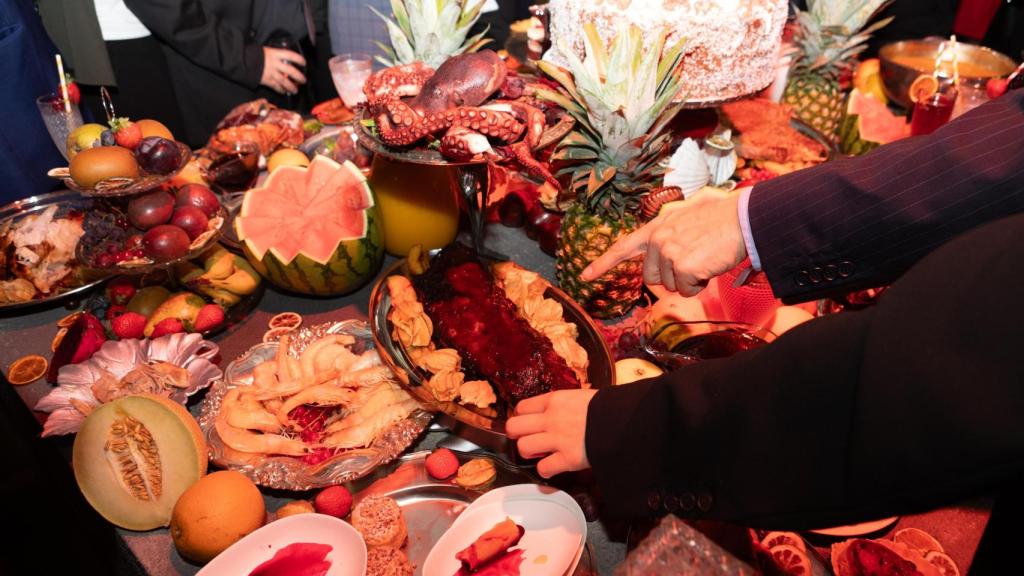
[
  {"left": 207, "top": 268, "right": 260, "bottom": 295},
  {"left": 198, "top": 286, "right": 242, "bottom": 308},
  {"left": 174, "top": 261, "right": 204, "bottom": 284},
  {"left": 201, "top": 249, "right": 235, "bottom": 281}
]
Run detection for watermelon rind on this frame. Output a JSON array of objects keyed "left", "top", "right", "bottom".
[{"left": 838, "top": 89, "right": 909, "bottom": 156}]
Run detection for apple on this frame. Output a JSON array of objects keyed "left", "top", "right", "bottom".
[{"left": 614, "top": 358, "right": 664, "bottom": 385}]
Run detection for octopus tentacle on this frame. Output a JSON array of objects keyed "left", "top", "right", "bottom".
[{"left": 496, "top": 141, "right": 561, "bottom": 191}]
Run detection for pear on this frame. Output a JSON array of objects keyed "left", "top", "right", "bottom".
[{"left": 143, "top": 292, "right": 205, "bottom": 336}]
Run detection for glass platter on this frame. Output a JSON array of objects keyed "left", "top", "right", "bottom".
[
  {"left": 198, "top": 319, "right": 434, "bottom": 490},
  {"left": 367, "top": 255, "right": 616, "bottom": 457},
  {"left": 0, "top": 189, "right": 111, "bottom": 313},
  {"left": 49, "top": 141, "right": 192, "bottom": 197}
]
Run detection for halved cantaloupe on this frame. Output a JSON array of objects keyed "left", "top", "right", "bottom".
[{"left": 72, "top": 393, "right": 207, "bottom": 531}]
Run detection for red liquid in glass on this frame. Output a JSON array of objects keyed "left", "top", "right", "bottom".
[
  {"left": 911, "top": 93, "right": 956, "bottom": 136},
  {"left": 206, "top": 151, "right": 260, "bottom": 193}
]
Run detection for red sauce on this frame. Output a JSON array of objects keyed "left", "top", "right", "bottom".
[
  {"left": 455, "top": 549, "right": 525, "bottom": 576},
  {"left": 248, "top": 542, "right": 333, "bottom": 576}
]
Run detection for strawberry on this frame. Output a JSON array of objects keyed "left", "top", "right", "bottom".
[
  {"left": 313, "top": 486, "right": 352, "bottom": 518},
  {"left": 150, "top": 317, "right": 185, "bottom": 338},
  {"left": 425, "top": 448, "right": 460, "bottom": 480},
  {"left": 111, "top": 312, "right": 147, "bottom": 340},
  {"left": 106, "top": 277, "right": 136, "bottom": 306},
  {"left": 193, "top": 303, "right": 225, "bottom": 333},
  {"left": 986, "top": 77, "right": 1009, "bottom": 100},
  {"left": 105, "top": 304, "right": 127, "bottom": 320},
  {"left": 110, "top": 117, "right": 143, "bottom": 150}
]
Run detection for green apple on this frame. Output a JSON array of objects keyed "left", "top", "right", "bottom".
[{"left": 66, "top": 123, "right": 106, "bottom": 159}]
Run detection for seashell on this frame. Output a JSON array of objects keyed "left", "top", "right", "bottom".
[
  {"left": 664, "top": 138, "right": 710, "bottom": 198},
  {"left": 703, "top": 131, "right": 738, "bottom": 186}
]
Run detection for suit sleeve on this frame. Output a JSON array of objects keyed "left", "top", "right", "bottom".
[
  {"left": 586, "top": 214, "right": 1024, "bottom": 529},
  {"left": 125, "top": 0, "right": 264, "bottom": 89},
  {"left": 748, "top": 89, "right": 1024, "bottom": 303}
]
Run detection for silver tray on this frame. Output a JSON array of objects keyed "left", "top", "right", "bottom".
[
  {"left": 0, "top": 189, "right": 110, "bottom": 313},
  {"left": 368, "top": 256, "right": 615, "bottom": 457},
  {"left": 348, "top": 449, "right": 596, "bottom": 576},
  {"left": 198, "top": 320, "right": 433, "bottom": 490}
]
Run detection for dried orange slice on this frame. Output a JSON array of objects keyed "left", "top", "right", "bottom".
[
  {"left": 893, "top": 527, "right": 944, "bottom": 555},
  {"left": 263, "top": 327, "right": 296, "bottom": 343},
  {"left": 909, "top": 74, "right": 938, "bottom": 103},
  {"left": 57, "top": 311, "right": 82, "bottom": 328},
  {"left": 762, "top": 531, "right": 806, "bottom": 553},
  {"left": 268, "top": 312, "right": 302, "bottom": 330},
  {"left": 925, "top": 550, "right": 960, "bottom": 576},
  {"left": 7, "top": 355, "right": 48, "bottom": 385},
  {"left": 769, "top": 544, "right": 811, "bottom": 576},
  {"left": 51, "top": 327, "right": 68, "bottom": 352}
]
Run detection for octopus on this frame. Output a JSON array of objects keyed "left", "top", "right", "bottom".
[{"left": 363, "top": 50, "right": 575, "bottom": 188}]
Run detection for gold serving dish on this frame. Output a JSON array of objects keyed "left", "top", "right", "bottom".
[{"left": 880, "top": 39, "right": 1017, "bottom": 109}]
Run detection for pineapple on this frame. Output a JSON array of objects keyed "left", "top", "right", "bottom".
[
  {"left": 372, "top": 0, "right": 491, "bottom": 68},
  {"left": 537, "top": 24, "right": 686, "bottom": 318},
  {"left": 784, "top": 0, "right": 893, "bottom": 138}
]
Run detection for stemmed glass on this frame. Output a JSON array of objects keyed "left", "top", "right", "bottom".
[
  {"left": 329, "top": 53, "right": 373, "bottom": 109},
  {"left": 36, "top": 94, "right": 83, "bottom": 161}
]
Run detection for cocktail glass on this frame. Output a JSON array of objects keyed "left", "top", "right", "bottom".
[
  {"left": 36, "top": 94, "right": 83, "bottom": 161},
  {"left": 643, "top": 320, "right": 775, "bottom": 369},
  {"left": 329, "top": 53, "right": 373, "bottom": 109},
  {"left": 911, "top": 87, "right": 958, "bottom": 136}
]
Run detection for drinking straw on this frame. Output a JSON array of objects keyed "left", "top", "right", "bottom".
[
  {"left": 950, "top": 35, "right": 960, "bottom": 87},
  {"left": 55, "top": 54, "right": 71, "bottom": 114}
]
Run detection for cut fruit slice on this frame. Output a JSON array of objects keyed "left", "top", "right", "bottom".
[
  {"left": 909, "top": 74, "right": 938, "bottom": 103},
  {"left": 7, "top": 354, "right": 48, "bottom": 385},
  {"left": 268, "top": 312, "right": 302, "bottom": 330},
  {"left": 72, "top": 393, "right": 207, "bottom": 530},
  {"left": 893, "top": 527, "right": 944, "bottom": 555},
  {"left": 925, "top": 550, "right": 960, "bottom": 576},
  {"left": 769, "top": 544, "right": 811, "bottom": 576},
  {"left": 761, "top": 531, "right": 806, "bottom": 553}
]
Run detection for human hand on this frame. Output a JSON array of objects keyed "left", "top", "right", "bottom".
[
  {"left": 261, "top": 47, "right": 307, "bottom": 94},
  {"left": 581, "top": 189, "right": 748, "bottom": 296},
  {"left": 506, "top": 389, "right": 598, "bottom": 478}
]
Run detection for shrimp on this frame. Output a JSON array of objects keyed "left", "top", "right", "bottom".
[
  {"left": 322, "top": 397, "right": 420, "bottom": 449},
  {"left": 222, "top": 388, "right": 281, "bottom": 433},
  {"left": 215, "top": 409, "right": 308, "bottom": 456}
]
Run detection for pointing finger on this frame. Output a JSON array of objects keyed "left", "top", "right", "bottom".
[{"left": 582, "top": 227, "right": 650, "bottom": 281}]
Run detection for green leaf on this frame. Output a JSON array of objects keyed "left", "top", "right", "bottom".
[
  {"left": 582, "top": 23, "right": 609, "bottom": 80},
  {"left": 458, "top": 0, "right": 486, "bottom": 29},
  {"left": 389, "top": 0, "right": 413, "bottom": 40},
  {"left": 536, "top": 62, "right": 582, "bottom": 102},
  {"left": 586, "top": 164, "right": 616, "bottom": 196},
  {"left": 551, "top": 146, "right": 599, "bottom": 161}
]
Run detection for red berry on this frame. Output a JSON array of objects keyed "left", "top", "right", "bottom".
[
  {"left": 105, "top": 304, "right": 127, "bottom": 320},
  {"left": 150, "top": 317, "right": 185, "bottom": 338},
  {"left": 106, "top": 278, "right": 136, "bottom": 306},
  {"left": 95, "top": 253, "right": 115, "bottom": 268},
  {"left": 986, "top": 77, "right": 1009, "bottom": 100},
  {"left": 111, "top": 118, "right": 143, "bottom": 150},
  {"left": 111, "top": 312, "right": 147, "bottom": 340},
  {"left": 425, "top": 448, "right": 460, "bottom": 480},
  {"left": 192, "top": 303, "right": 225, "bottom": 333},
  {"left": 313, "top": 485, "right": 352, "bottom": 518},
  {"left": 66, "top": 82, "right": 81, "bottom": 105}
]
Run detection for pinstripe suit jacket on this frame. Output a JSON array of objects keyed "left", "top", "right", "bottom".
[{"left": 749, "top": 88, "right": 1024, "bottom": 303}]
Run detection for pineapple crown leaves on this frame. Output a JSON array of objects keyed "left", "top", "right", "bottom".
[
  {"left": 371, "top": 0, "right": 491, "bottom": 69},
  {"left": 790, "top": 0, "right": 894, "bottom": 77},
  {"left": 535, "top": 23, "right": 686, "bottom": 218}
]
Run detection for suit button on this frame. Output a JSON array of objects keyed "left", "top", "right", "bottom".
[
  {"left": 697, "top": 491, "right": 714, "bottom": 512},
  {"left": 680, "top": 492, "right": 696, "bottom": 512},
  {"left": 663, "top": 494, "right": 679, "bottom": 513},
  {"left": 824, "top": 264, "right": 838, "bottom": 281},
  {"left": 795, "top": 271, "right": 810, "bottom": 287},
  {"left": 647, "top": 492, "right": 661, "bottom": 511},
  {"left": 808, "top": 266, "right": 823, "bottom": 283},
  {"left": 838, "top": 261, "right": 854, "bottom": 278}
]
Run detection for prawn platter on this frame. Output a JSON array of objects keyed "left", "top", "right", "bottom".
[{"left": 199, "top": 319, "right": 432, "bottom": 490}]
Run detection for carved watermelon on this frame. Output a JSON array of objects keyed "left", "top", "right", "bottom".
[
  {"left": 838, "top": 89, "right": 911, "bottom": 156},
  {"left": 235, "top": 156, "right": 383, "bottom": 296}
]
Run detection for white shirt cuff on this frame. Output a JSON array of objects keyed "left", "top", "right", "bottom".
[{"left": 737, "top": 186, "right": 762, "bottom": 271}]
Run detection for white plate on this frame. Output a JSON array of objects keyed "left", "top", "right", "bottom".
[
  {"left": 423, "top": 485, "right": 586, "bottom": 576},
  {"left": 807, "top": 516, "right": 900, "bottom": 537},
  {"left": 197, "top": 513, "right": 367, "bottom": 576}
]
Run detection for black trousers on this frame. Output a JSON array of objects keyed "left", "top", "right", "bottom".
[{"left": 79, "top": 35, "right": 185, "bottom": 138}]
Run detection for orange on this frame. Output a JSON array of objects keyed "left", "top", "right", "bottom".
[
  {"left": 925, "top": 550, "right": 960, "bottom": 576},
  {"left": 893, "top": 527, "right": 944, "bottom": 555},
  {"left": 135, "top": 119, "right": 174, "bottom": 140},
  {"left": 267, "top": 148, "right": 310, "bottom": 173},
  {"left": 170, "top": 470, "right": 266, "bottom": 564},
  {"left": 770, "top": 544, "right": 811, "bottom": 576},
  {"left": 7, "top": 355, "right": 48, "bottom": 385},
  {"left": 268, "top": 312, "right": 302, "bottom": 330},
  {"left": 909, "top": 74, "right": 939, "bottom": 103},
  {"left": 761, "top": 531, "right": 806, "bottom": 553}
]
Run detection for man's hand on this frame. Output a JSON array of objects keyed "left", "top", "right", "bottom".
[
  {"left": 582, "top": 189, "right": 748, "bottom": 296},
  {"left": 506, "top": 389, "right": 598, "bottom": 478},
  {"left": 261, "top": 47, "right": 307, "bottom": 94}
]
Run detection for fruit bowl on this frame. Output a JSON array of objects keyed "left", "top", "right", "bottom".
[
  {"left": 50, "top": 141, "right": 192, "bottom": 197},
  {"left": 198, "top": 320, "right": 434, "bottom": 490}
]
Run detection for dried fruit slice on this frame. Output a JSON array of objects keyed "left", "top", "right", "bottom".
[
  {"left": 761, "top": 531, "right": 806, "bottom": 553},
  {"left": 925, "top": 550, "right": 960, "bottom": 576},
  {"left": 268, "top": 312, "right": 302, "bottom": 330},
  {"left": 51, "top": 327, "right": 68, "bottom": 352},
  {"left": 263, "top": 326, "right": 296, "bottom": 343},
  {"left": 770, "top": 544, "right": 811, "bottom": 576},
  {"left": 7, "top": 354, "right": 48, "bottom": 385},
  {"left": 72, "top": 393, "right": 207, "bottom": 530},
  {"left": 58, "top": 311, "right": 83, "bottom": 327},
  {"left": 909, "top": 74, "right": 938, "bottom": 103},
  {"left": 893, "top": 527, "right": 944, "bottom": 555}
]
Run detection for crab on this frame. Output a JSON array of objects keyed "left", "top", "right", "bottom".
[
  {"left": 208, "top": 99, "right": 304, "bottom": 157},
  {"left": 363, "top": 51, "right": 574, "bottom": 189}
]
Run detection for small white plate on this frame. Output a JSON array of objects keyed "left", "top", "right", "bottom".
[
  {"left": 424, "top": 485, "right": 586, "bottom": 576},
  {"left": 808, "top": 516, "right": 900, "bottom": 537},
  {"left": 197, "top": 513, "right": 367, "bottom": 576}
]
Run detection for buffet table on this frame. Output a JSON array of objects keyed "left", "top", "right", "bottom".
[{"left": 0, "top": 224, "right": 992, "bottom": 575}]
